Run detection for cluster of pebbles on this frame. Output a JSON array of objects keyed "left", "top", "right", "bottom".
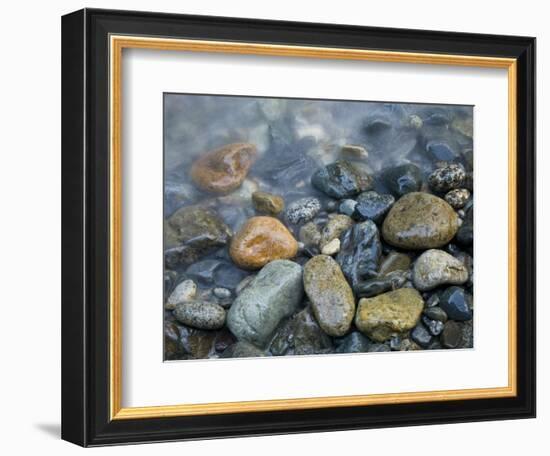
[{"left": 164, "top": 100, "right": 474, "bottom": 360}]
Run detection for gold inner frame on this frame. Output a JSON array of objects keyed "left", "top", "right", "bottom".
[{"left": 109, "top": 35, "right": 518, "bottom": 420}]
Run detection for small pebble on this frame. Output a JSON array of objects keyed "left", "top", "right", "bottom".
[
  {"left": 321, "top": 238, "right": 341, "bottom": 255},
  {"left": 213, "top": 287, "right": 232, "bottom": 299},
  {"left": 166, "top": 279, "right": 197, "bottom": 310},
  {"left": 445, "top": 188, "right": 470, "bottom": 209},
  {"left": 339, "top": 199, "right": 357, "bottom": 216}
]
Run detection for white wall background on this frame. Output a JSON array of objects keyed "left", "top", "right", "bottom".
[{"left": 0, "top": 0, "right": 545, "bottom": 454}]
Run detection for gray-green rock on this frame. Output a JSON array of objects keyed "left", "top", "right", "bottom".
[
  {"left": 355, "top": 288, "right": 424, "bottom": 342},
  {"left": 173, "top": 301, "right": 226, "bottom": 330},
  {"left": 220, "top": 341, "right": 266, "bottom": 358},
  {"left": 251, "top": 191, "right": 285, "bottom": 215},
  {"left": 227, "top": 260, "right": 303, "bottom": 347},
  {"left": 165, "top": 206, "right": 232, "bottom": 268},
  {"left": 412, "top": 249, "right": 468, "bottom": 291},
  {"left": 299, "top": 222, "right": 322, "bottom": 247},
  {"left": 382, "top": 192, "right": 459, "bottom": 249},
  {"left": 304, "top": 255, "right": 356, "bottom": 337},
  {"left": 379, "top": 251, "right": 411, "bottom": 275},
  {"left": 269, "top": 307, "right": 333, "bottom": 356}
]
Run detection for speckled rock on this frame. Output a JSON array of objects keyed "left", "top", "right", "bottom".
[
  {"left": 229, "top": 216, "right": 298, "bottom": 269},
  {"left": 251, "top": 191, "right": 285, "bottom": 215},
  {"left": 311, "top": 160, "right": 374, "bottom": 199},
  {"left": 173, "top": 301, "right": 226, "bottom": 330},
  {"left": 439, "top": 286, "right": 473, "bottom": 321},
  {"left": 165, "top": 206, "right": 232, "bottom": 267},
  {"left": 304, "top": 255, "right": 356, "bottom": 337},
  {"left": 220, "top": 341, "right": 265, "bottom": 358},
  {"left": 383, "top": 164, "right": 423, "bottom": 197},
  {"left": 353, "top": 191, "right": 395, "bottom": 224},
  {"left": 284, "top": 197, "right": 322, "bottom": 225},
  {"left": 422, "top": 315, "right": 445, "bottom": 336},
  {"left": 336, "top": 220, "right": 382, "bottom": 292},
  {"left": 190, "top": 143, "right": 257, "bottom": 194},
  {"left": 226, "top": 260, "right": 303, "bottom": 347},
  {"left": 379, "top": 251, "right": 411, "bottom": 275},
  {"left": 355, "top": 288, "right": 424, "bottom": 342},
  {"left": 299, "top": 222, "right": 322, "bottom": 247},
  {"left": 412, "top": 249, "right": 468, "bottom": 291},
  {"left": 269, "top": 307, "right": 333, "bottom": 356},
  {"left": 445, "top": 188, "right": 470, "bottom": 209},
  {"left": 320, "top": 214, "right": 353, "bottom": 248},
  {"left": 165, "top": 279, "right": 197, "bottom": 310},
  {"left": 382, "top": 192, "right": 459, "bottom": 249},
  {"left": 428, "top": 163, "right": 466, "bottom": 193}
]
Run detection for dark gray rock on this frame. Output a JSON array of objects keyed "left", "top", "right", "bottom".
[
  {"left": 220, "top": 341, "right": 266, "bottom": 358},
  {"left": 339, "top": 199, "right": 358, "bottom": 216},
  {"left": 382, "top": 164, "right": 423, "bottom": 197},
  {"left": 439, "top": 286, "right": 473, "bottom": 321},
  {"left": 410, "top": 323, "right": 433, "bottom": 348},
  {"left": 185, "top": 260, "right": 222, "bottom": 285},
  {"left": 353, "top": 191, "right": 395, "bottom": 224},
  {"left": 355, "top": 270, "right": 409, "bottom": 298},
  {"left": 422, "top": 316, "right": 445, "bottom": 336},
  {"left": 368, "top": 343, "right": 391, "bottom": 352},
  {"left": 441, "top": 321, "right": 463, "bottom": 348},
  {"left": 335, "top": 332, "right": 372, "bottom": 353},
  {"left": 336, "top": 220, "right": 382, "bottom": 293},
  {"left": 426, "top": 140, "right": 459, "bottom": 162},
  {"left": 423, "top": 306, "right": 448, "bottom": 322},
  {"left": 311, "top": 160, "right": 374, "bottom": 199},
  {"left": 456, "top": 206, "right": 473, "bottom": 246}
]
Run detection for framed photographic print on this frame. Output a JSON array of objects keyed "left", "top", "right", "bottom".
[{"left": 61, "top": 8, "right": 536, "bottom": 447}]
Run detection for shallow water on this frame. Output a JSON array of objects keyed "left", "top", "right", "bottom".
[{"left": 164, "top": 94, "right": 474, "bottom": 360}]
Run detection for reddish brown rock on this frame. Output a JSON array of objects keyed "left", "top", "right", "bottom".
[
  {"left": 190, "top": 143, "right": 257, "bottom": 194},
  {"left": 229, "top": 216, "right": 298, "bottom": 269}
]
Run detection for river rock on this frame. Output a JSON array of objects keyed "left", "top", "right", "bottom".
[
  {"left": 439, "top": 286, "right": 473, "bottom": 321},
  {"left": 165, "top": 279, "right": 197, "bottom": 310},
  {"left": 456, "top": 206, "right": 473, "bottom": 246},
  {"left": 269, "top": 307, "right": 333, "bottom": 356},
  {"left": 423, "top": 306, "right": 448, "bottom": 322},
  {"left": 229, "top": 216, "right": 298, "bottom": 269},
  {"left": 355, "top": 270, "right": 410, "bottom": 298},
  {"left": 320, "top": 214, "right": 353, "bottom": 248},
  {"left": 379, "top": 251, "right": 411, "bottom": 275},
  {"left": 428, "top": 163, "right": 466, "bottom": 193},
  {"left": 251, "top": 191, "right": 285, "bottom": 215},
  {"left": 410, "top": 323, "right": 433, "bottom": 348},
  {"left": 335, "top": 332, "right": 372, "bottom": 353},
  {"left": 382, "top": 192, "right": 459, "bottom": 249},
  {"left": 355, "top": 288, "right": 424, "bottom": 342},
  {"left": 445, "top": 188, "right": 470, "bottom": 209},
  {"left": 221, "top": 341, "right": 266, "bottom": 358},
  {"left": 338, "top": 199, "right": 358, "bottom": 216},
  {"left": 336, "top": 220, "right": 382, "bottom": 292},
  {"left": 185, "top": 259, "right": 222, "bottom": 285},
  {"left": 190, "top": 142, "right": 257, "bottom": 194},
  {"left": 353, "top": 191, "right": 395, "bottom": 224},
  {"left": 321, "top": 238, "right": 340, "bottom": 256},
  {"left": 341, "top": 144, "right": 369, "bottom": 161},
  {"left": 165, "top": 206, "right": 232, "bottom": 268},
  {"left": 413, "top": 249, "right": 468, "bottom": 291},
  {"left": 441, "top": 321, "right": 463, "bottom": 348},
  {"left": 227, "top": 260, "right": 303, "bottom": 346},
  {"left": 284, "top": 197, "right": 322, "bottom": 225},
  {"left": 422, "top": 315, "right": 445, "bottom": 336},
  {"left": 383, "top": 164, "right": 423, "bottom": 197},
  {"left": 304, "top": 255, "right": 356, "bottom": 337},
  {"left": 173, "top": 301, "right": 226, "bottom": 330},
  {"left": 299, "top": 222, "right": 322, "bottom": 247},
  {"left": 311, "top": 160, "right": 374, "bottom": 199}
]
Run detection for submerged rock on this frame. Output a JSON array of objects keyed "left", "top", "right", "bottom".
[
  {"left": 439, "top": 286, "right": 473, "bottom": 321},
  {"left": 355, "top": 288, "right": 424, "bottom": 342},
  {"left": 335, "top": 332, "right": 372, "bottom": 353},
  {"left": 299, "top": 222, "right": 322, "bottom": 247},
  {"left": 340, "top": 144, "right": 369, "bottom": 161},
  {"left": 227, "top": 260, "right": 303, "bottom": 347},
  {"left": 229, "top": 216, "right": 298, "bottom": 269},
  {"left": 221, "top": 341, "right": 266, "bottom": 358},
  {"left": 304, "top": 255, "right": 356, "bottom": 337},
  {"left": 311, "top": 160, "right": 373, "bottom": 199},
  {"left": 165, "top": 206, "right": 232, "bottom": 268},
  {"left": 269, "top": 307, "right": 333, "bottom": 356},
  {"left": 412, "top": 249, "right": 468, "bottom": 291},
  {"left": 320, "top": 214, "right": 353, "bottom": 248},
  {"left": 355, "top": 270, "right": 409, "bottom": 298},
  {"left": 382, "top": 192, "right": 459, "bottom": 249},
  {"left": 338, "top": 199, "right": 357, "bottom": 216},
  {"left": 190, "top": 142, "right": 257, "bottom": 194},
  {"left": 353, "top": 191, "right": 395, "bottom": 224},
  {"left": 173, "top": 301, "right": 226, "bottom": 330},
  {"left": 336, "top": 220, "right": 382, "bottom": 292},
  {"left": 379, "top": 251, "right": 411, "bottom": 275},
  {"left": 382, "top": 164, "right": 423, "bottom": 197},
  {"left": 251, "top": 191, "right": 285, "bottom": 215}
]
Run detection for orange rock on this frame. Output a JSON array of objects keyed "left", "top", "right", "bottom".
[
  {"left": 230, "top": 216, "right": 298, "bottom": 269},
  {"left": 190, "top": 143, "right": 257, "bottom": 194}
]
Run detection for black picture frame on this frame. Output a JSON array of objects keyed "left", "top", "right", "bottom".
[{"left": 62, "top": 8, "right": 536, "bottom": 447}]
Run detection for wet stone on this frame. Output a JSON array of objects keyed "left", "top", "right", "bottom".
[
  {"left": 439, "top": 286, "right": 473, "bottom": 321},
  {"left": 355, "top": 270, "right": 410, "bottom": 298},
  {"left": 212, "top": 287, "right": 232, "bottom": 300},
  {"left": 422, "top": 316, "right": 445, "bottom": 336},
  {"left": 321, "top": 238, "right": 340, "bottom": 256},
  {"left": 164, "top": 270, "right": 178, "bottom": 297},
  {"left": 339, "top": 199, "right": 358, "bottom": 216},
  {"left": 220, "top": 341, "right": 265, "bottom": 358},
  {"left": 341, "top": 144, "right": 369, "bottom": 161},
  {"left": 320, "top": 214, "right": 353, "bottom": 248},
  {"left": 382, "top": 192, "right": 459, "bottom": 250},
  {"left": 379, "top": 252, "right": 411, "bottom": 276},
  {"left": 426, "top": 140, "right": 459, "bottom": 162},
  {"left": 382, "top": 164, "right": 423, "bottom": 197},
  {"left": 311, "top": 160, "right": 374, "bottom": 199},
  {"left": 368, "top": 343, "right": 391, "bottom": 353},
  {"left": 456, "top": 206, "right": 473, "bottom": 246},
  {"left": 428, "top": 163, "right": 467, "bottom": 193},
  {"left": 335, "top": 332, "right": 372, "bottom": 354},
  {"left": 185, "top": 260, "right": 222, "bottom": 285},
  {"left": 353, "top": 191, "right": 395, "bottom": 224},
  {"left": 410, "top": 323, "right": 433, "bottom": 348},
  {"left": 299, "top": 222, "right": 322, "bottom": 247},
  {"left": 166, "top": 279, "right": 197, "bottom": 310},
  {"left": 445, "top": 188, "right": 470, "bottom": 209},
  {"left": 441, "top": 321, "right": 463, "bottom": 349},
  {"left": 251, "top": 191, "right": 285, "bottom": 215},
  {"left": 412, "top": 249, "right": 468, "bottom": 291},
  {"left": 423, "top": 306, "right": 448, "bottom": 323}
]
